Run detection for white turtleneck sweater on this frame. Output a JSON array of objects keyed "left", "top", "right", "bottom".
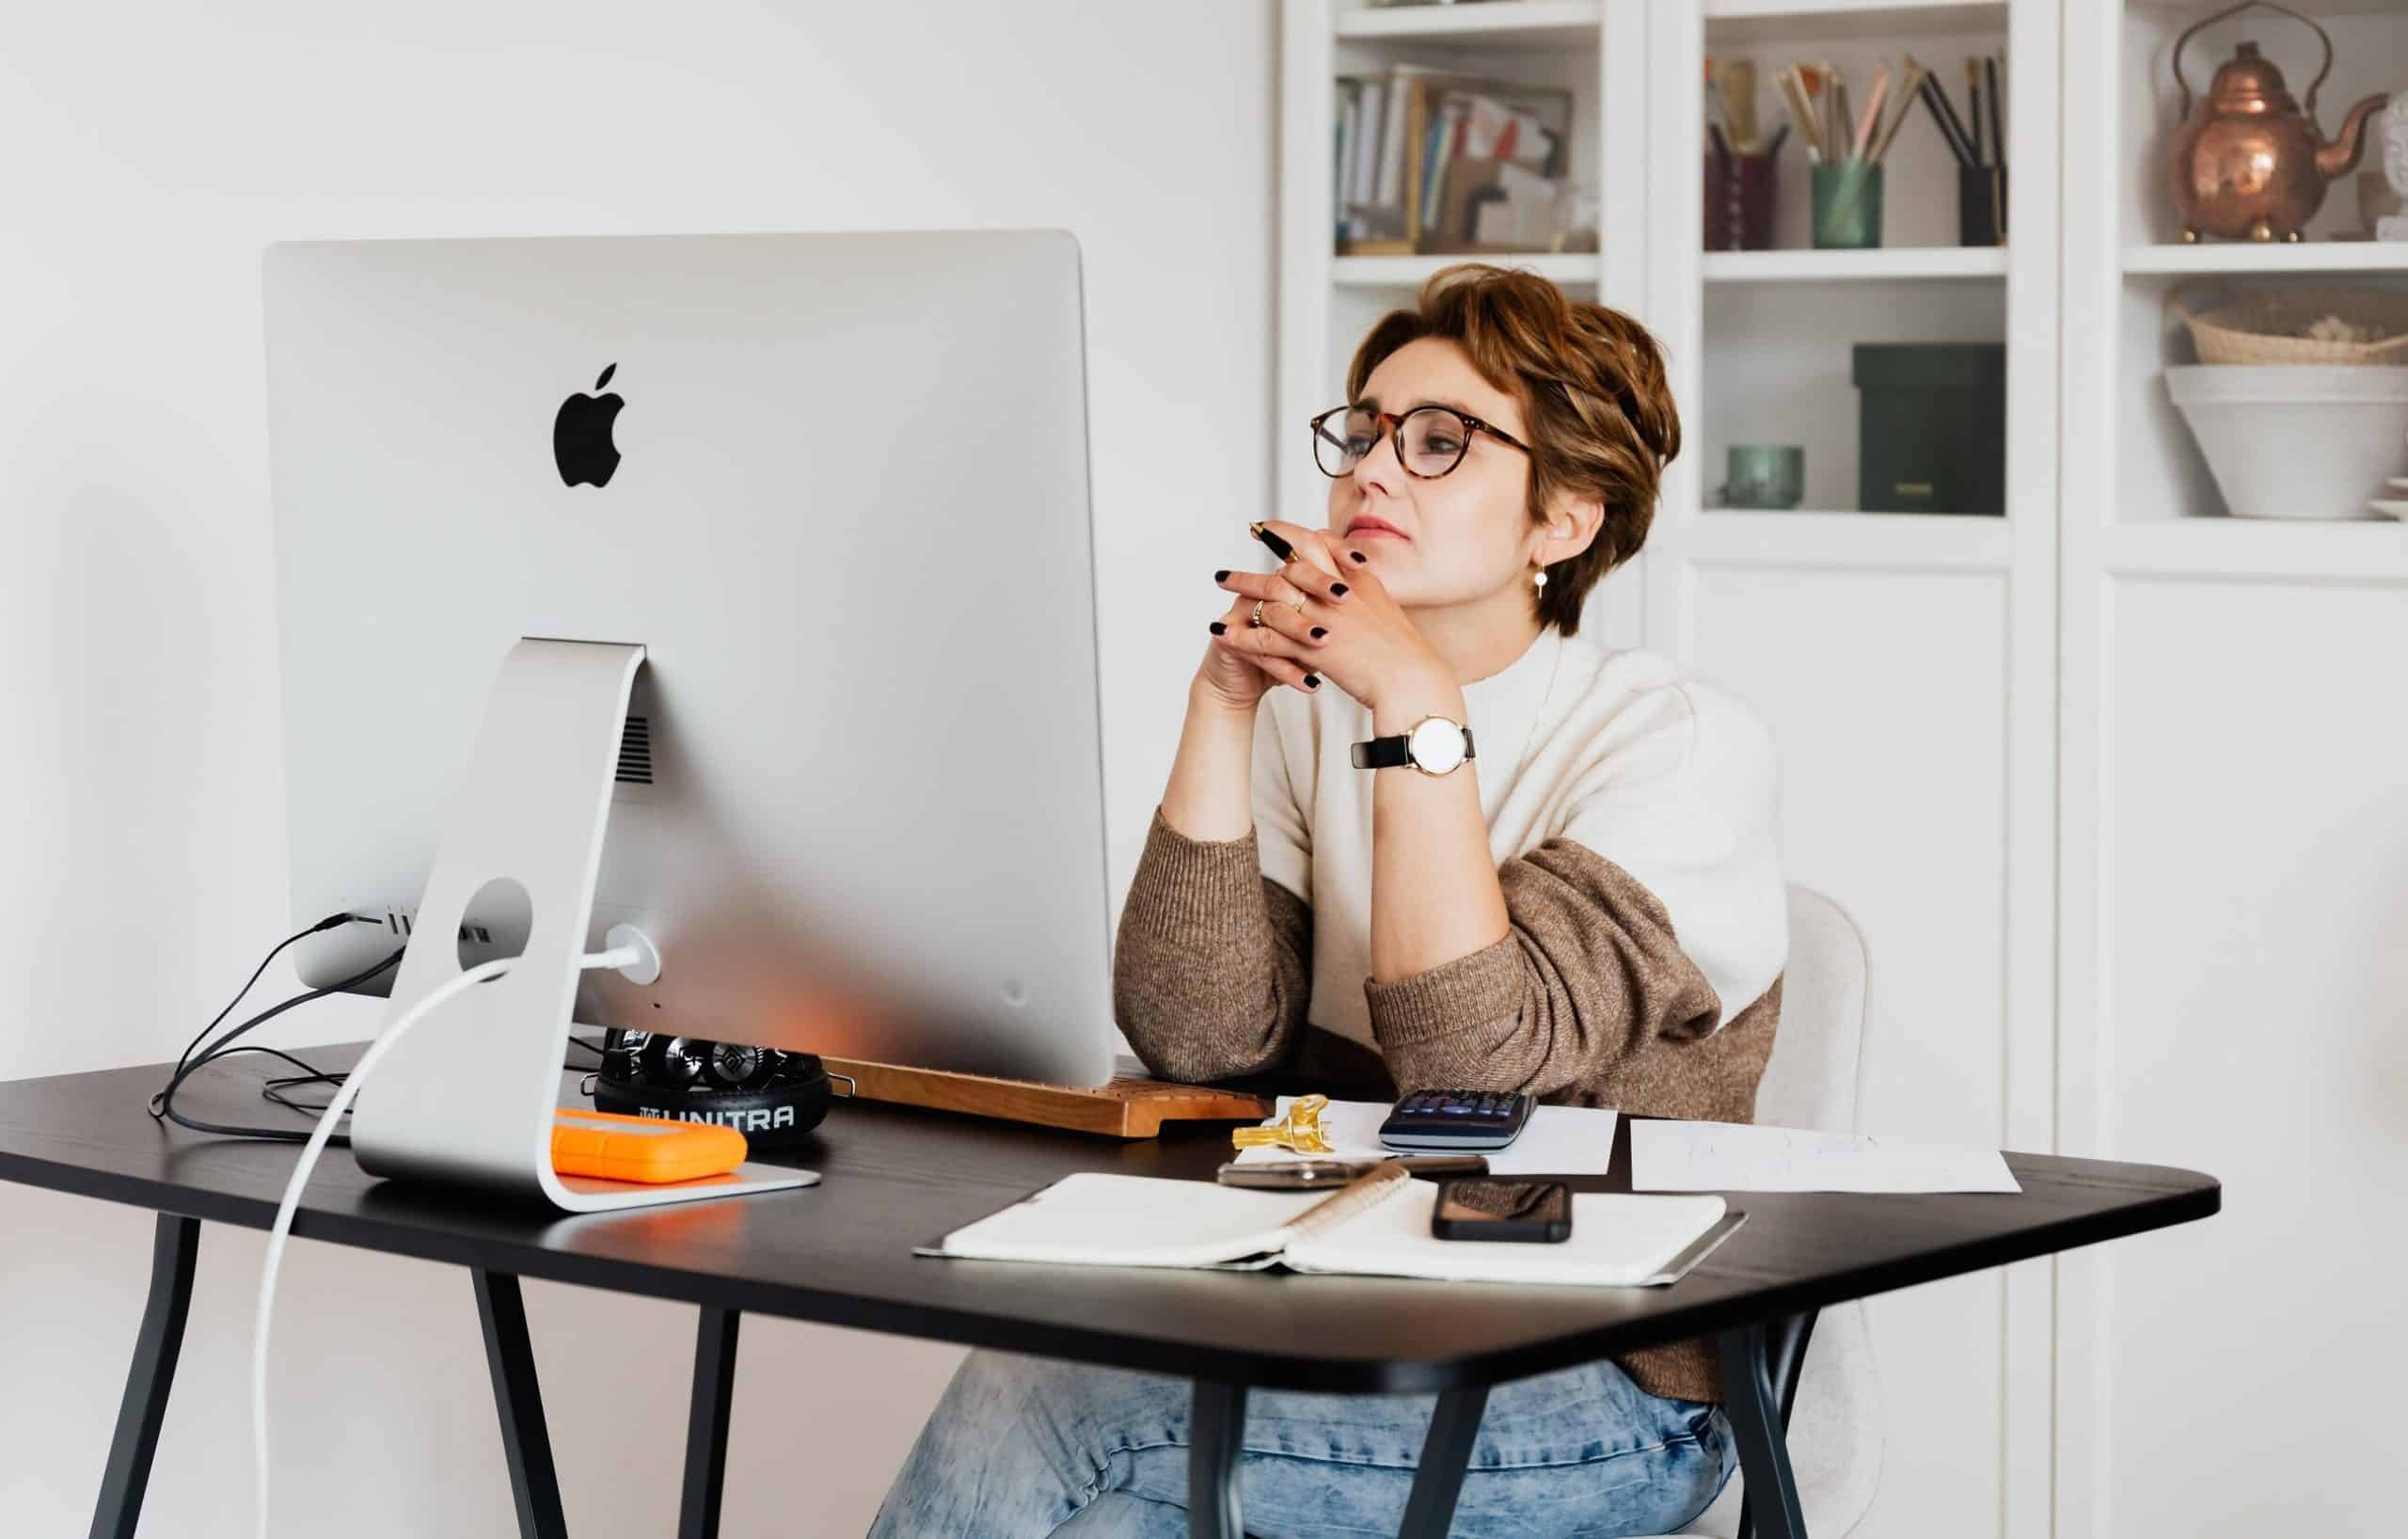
[{"left": 1247, "top": 625, "right": 1788, "bottom": 1051}]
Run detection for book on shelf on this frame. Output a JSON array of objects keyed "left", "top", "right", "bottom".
[{"left": 1332, "top": 68, "right": 1572, "bottom": 256}]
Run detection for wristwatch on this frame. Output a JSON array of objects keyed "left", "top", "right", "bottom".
[{"left": 1350, "top": 715, "right": 1476, "bottom": 776}]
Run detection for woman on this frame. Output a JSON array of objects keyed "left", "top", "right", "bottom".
[{"left": 869, "top": 265, "right": 1787, "bottom": 1538}]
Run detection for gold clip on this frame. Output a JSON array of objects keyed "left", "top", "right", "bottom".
[{"left": 1230, "top": 1093, "right": 1335, "bottom": 1154}]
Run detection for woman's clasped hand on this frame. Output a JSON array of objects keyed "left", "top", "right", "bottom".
[{"left": 1198, "top": 519, "right": 1447, "bottom": 715}]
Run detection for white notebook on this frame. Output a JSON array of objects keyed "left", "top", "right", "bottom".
[{"left": 918, "top": 1166, "right": 1738, "bottom": 1289}]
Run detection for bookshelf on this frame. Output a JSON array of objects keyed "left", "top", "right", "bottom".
[
  {"left": 1333, "top": 251, "right": 1598, "bottom": 287},
  {"left": 1703, "top": 245, "right": 2006, "bottom": 280},
  {"left": 2121, "top": 243, "right": 2408, "bottom": 276},
  {"left": 1333, "top": 0, "right": 1603, "bottom": 46},
  {"left": 2081, "top": 1, "right": 2408, "bottom": 544},
  {"left": 2055, "top": 8, "right": 2408, "bottom": 1539},
  {"left": 1282, "top": 7, "right": 2406, "bottom": 1537},
  {"left": 1283, "top": 9, "right": 2060, "bottom": 1531},
  {"left": 1701, "top": 0, "right": 2010, "bottom": 45}
]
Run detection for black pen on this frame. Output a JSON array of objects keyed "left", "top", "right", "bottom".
[
  {"left": 1916, "top": 73, "right": 1974, "bottom": 167},
  {"left": 1248, "top": 520, "right": 1296, "bottom": 563},
  {"left": 1984, "top": 56, "right": 2004, "bottom": 169}
]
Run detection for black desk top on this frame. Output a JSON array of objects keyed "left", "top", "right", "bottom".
[{"left": 0, "top": 1043, "right": 2218, "bottom": 1394}]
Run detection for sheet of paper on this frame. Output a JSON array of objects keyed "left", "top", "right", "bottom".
[
  {"left": 1630, "top": 1119, "right": 2022, "bottom": 1194},
  {"left": 1231, "top": 1097, "right": 1619, "bottom": 1177}
]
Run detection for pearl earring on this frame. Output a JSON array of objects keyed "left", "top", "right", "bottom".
[{"left": 1533, "top": 570, "right": 1547, "bottom": 590}]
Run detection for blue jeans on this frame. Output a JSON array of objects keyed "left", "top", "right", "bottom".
[{"left": 867, "top": 1349, "right": 1735, "bottom": 1538}]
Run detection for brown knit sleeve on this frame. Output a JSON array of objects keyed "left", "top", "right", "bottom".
[
  {"left": 1112, "top": 803, "right": 1314, "bottom": 1084},
  {"left": 1361, "top": 836, "right": 1722, "bottom": 1101}
]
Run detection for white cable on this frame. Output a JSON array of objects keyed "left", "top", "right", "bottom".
[{"left": 251, "top": 943, "right": 642, "bottom": 1539}]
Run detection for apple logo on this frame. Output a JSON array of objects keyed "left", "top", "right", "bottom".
[{"left": 553, "top": 363, "right": 625, "bottom": 487}]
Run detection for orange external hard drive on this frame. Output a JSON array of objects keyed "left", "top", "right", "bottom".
[{"left": 551, "top": 1108, "right": 749, "bottom": 1184}]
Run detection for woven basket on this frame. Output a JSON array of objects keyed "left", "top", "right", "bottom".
[{"left": 2171, "top": 287, "right": 2408, "bottom": 366}]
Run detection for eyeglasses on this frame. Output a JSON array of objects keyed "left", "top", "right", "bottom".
[{"left": 1310, "top": 404, "right": 1533, "bottom": 481}]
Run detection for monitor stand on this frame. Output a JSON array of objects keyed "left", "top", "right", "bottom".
[{"left": 349, "top": 638, "right": 816, "bottom": 1213}]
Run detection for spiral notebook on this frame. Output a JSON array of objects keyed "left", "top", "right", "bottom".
[{"left": 916, "top": 1166, "right": 1741, "bottom": 1288}]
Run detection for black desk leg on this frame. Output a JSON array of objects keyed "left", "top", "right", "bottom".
[
  {"left": 1398, "top": 1385, "right": 1490, "bottom": 1539},
  {"left": 1187, "top": 1380, "right": 1488, "bottom": 1539},
  {"left": 679, "top": 1307, "right": 740, "bottom": 1539},
  {"left": 1189, "top": 1380, "right": 1248, "bottom": 1539},
  {"left": 472, "top": 1270, "right": 569, "bottom": 1539},
  {"left": 1718, "top": 1317, "right": 1812, "bottom": 1539},
  {"left": 89, "top": 1213, "right": 198, "bottom": 1539}
]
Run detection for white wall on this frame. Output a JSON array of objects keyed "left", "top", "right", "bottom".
[{"left": 0, "top": 4, "right": 1276, "bottom": 1534}]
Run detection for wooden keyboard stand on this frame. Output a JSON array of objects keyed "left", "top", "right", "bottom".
[{"left": 818, "top": 1057, "right": 1272, "bottom": 1138}]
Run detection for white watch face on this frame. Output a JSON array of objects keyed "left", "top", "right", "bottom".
[{"left": 1407, "top": 717, "right": 1466, "bottom": 774}]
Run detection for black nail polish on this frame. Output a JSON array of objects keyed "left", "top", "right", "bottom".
[
  {"left": 1214, "top": 569, "right": 1229, "bottom": 583},
  {"left": 1310, "top": 627, "right": 1326, "bottom": 639},
  {"left": 1349, "top": 551, "right": 1367, "bottom": 563},
  {"left": 1330, "top": 583, "right": 1349, "bottom": 597},
  {"left": 1304, "top": 674, "right": 1321, "bottom": 688},
  {"left": 1210, "top": 621, "right": 1226, "bottom": 635}
]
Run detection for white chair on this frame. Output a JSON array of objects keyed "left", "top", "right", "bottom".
[{"left": 1662, "top": 883, "right": 1886, "bottom": 1538}]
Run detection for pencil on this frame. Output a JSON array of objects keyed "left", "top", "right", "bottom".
[
  {"left": 1985, "top": 55, "right": 2005, "bottom": 168},
  {"left": 1907, "top": 55, "right": 1974, "bottom": 167},
  {"left": 1924, "top": 75, "right": 1973, "bottom": 166},
  {"left": 1705, "top": 67, "right": 1736, "bottom": 165},
  {"left": 1934, "top": 63, "right": 1978, "bottom": 165},
  {"left": 1852, "top": 65, "right": 1891, "bottom": 165},
  {"left": 1868, "top": 56, "right": 1924, "bottom": 165},
  {"left": 1724, "top": 59, "right": 1758, "bottom": 151},
  {"left": 1825, "top": 61, "right": 1844, "bottom": 161},
  {"left": 1966, "top": 58, "right": 1986, "bottom": 167},
  {"left": 1781, "top": 66, "right": 1826, "bottom": 162}
]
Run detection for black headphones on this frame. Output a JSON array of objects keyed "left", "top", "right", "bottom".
[{"left": 589, "top": 1029, "right": 836, "bottom": 1147}]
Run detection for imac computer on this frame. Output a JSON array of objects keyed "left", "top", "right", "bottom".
[{"left": 262, "top": 230, "right": 1116, "bottom": 1210}]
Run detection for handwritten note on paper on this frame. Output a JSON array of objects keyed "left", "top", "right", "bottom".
[
  {"left": 1630, "top": 1120, "right": 2021, "bottom": 1195},
  {"left": 1230, "top": 1098, "right": 1620, "bottom": 1177}
]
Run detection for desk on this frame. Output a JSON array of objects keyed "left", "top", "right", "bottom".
[{"left": 0, "top": 1043, "right": 2217, "bottom": 1539}]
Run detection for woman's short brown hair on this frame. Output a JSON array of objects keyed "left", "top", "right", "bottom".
[{"left": 1342, "top": 263, "right": 1680, "bottom": 637}]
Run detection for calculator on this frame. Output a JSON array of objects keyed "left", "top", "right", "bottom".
[{"left": 1377, "top": 1088, "right": 1535, "bottom": 1151}]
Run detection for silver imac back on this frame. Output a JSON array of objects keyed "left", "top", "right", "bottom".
[{"left": 263, "top": 229, "right": 1117, "bottom": 1088}]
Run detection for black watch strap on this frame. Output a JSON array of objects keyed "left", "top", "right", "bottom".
[{"left": 1349, "top": 725, "right": 1476, "bottom": 770}]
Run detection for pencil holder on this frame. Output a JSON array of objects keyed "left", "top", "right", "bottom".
[
  {"left": 1812, "top": 163, "right": 1884, "bottom": 249},
  {"left": 1958, "top": 166, "right": 2007, "bottom": 246},
  {"left": 1703, "top": 151, "right": 1778, "bottom": 251}
]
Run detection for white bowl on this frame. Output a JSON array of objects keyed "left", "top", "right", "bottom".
[{"left": 2165, "top": 365, "right": 2408, "bottom": 519}]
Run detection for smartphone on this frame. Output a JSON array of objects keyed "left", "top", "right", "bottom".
[{"left": 1430, "top": 1179, "right": 1573, "bottom": 1243}]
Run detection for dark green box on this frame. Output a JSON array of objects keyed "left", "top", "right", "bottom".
[{"left": 1851, "top": 343, "right": 2005, "bottom": 515}]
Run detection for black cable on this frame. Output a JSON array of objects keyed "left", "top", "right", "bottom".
[
  {"left": 151, "top": 928, "right": 626, "bottom": 1145},
  {"left": 259, "top": 1034, "right": 610, "bottom": 1116},
  {"left": 167, "top": 912, "right": 372, "bottom": 1088},
  {"left": 149, "top": 947, "right": 406, "bottom": 1145}
]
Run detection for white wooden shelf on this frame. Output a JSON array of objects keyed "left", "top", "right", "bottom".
[
  {"left": 2099, "top": 518, "right": 2408, "bottom": 583},
  {"left": 1703, "top": 246, "right": 2007, "bottom": 283},
  {"left": 1703, "top": 0, "right": 2007, "bottom": 44},
  {"left": 1334, "top": 0, "right": 1600, "bottom": 48},
  {"left": 2129, "top": 0, "right": 2402, "bottom": 16},
  {"left": 1333, "top": 251, "right": 1598, "bottom": 287},
  {"left": 1682, "top": 510, "right": 2012, "bottom": 570},
  {"left": 2122, "top": 243, "right": 2408, "bottom": 277}
]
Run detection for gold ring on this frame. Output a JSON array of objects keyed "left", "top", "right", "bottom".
[{"left": 1250, "top": 599, "right": 1266, "bottom": 628}]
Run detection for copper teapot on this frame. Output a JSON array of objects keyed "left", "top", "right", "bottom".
[{"left": 2169, "top": 0, "right": 2386, "bottom": 243}]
